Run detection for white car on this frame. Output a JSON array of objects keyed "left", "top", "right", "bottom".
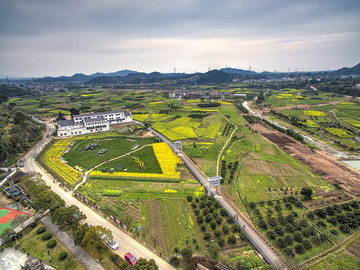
[{"left": 107, "top": 240, "right": 119, "bottom": 250}]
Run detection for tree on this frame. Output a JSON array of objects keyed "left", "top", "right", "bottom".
[
  {"left": 56, "top": 111, "right": 65, "bottom": 121},
  {"left": 52, "top": 205, "right": 86, "bottom": 234},
  {"left": 11, "top": 214, "right": 29, "bottom": 230},
  {"left": 32, "top": 190, "right": 65, "bottom": 212},
  {"left": 70, "top": 108, "right": 80, "bottom": 117},
  {"left": 181, "top": 247, "right": 193, "bottom": 262},
  {"left": 0, "top": 94, "right": 8, "bottom": 104},
  {"left": 74, "top": 224, "right": 89, "bottom": 245},
  {"left": 300, "top": 187, "right": 313, "bottom": 200},
  {"left": 0, "top": 227, "right": 14, "bottom": 243},
  {"left": 208, "top": 242, "right": 221, "bottom": 259},
  {"left": 133, "top": 258, "right": 158, "bottom": 270},
  {"left": 81, "top": 226, "right": 108, "bottom": 259}
]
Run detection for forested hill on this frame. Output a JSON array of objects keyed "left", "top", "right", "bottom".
[
  {"left": 0, "top": 84, "right": 29, "bottom": 97},
  {"left": 0, "top": 105, "right": 44, "bottom": 165}
]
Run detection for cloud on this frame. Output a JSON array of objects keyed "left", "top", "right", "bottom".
[{"left": 0, "top": 0, "right": 359, "bottom": 77}]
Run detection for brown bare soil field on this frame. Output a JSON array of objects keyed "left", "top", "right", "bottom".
[
  {"left": 262, "top": 133, "right": 296, "bottom": 144},
  {"left": 251, "top": 124, "right": 360, "bottom": 197}
]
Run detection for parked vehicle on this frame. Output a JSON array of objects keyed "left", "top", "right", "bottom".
[
  {"left": 124, "top": 252, "right": 137, "bottom": 265},
  {"left": 107, "top": 239, "right": 119, "bottom": 250}
]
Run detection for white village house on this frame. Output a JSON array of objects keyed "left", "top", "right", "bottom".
[{"left": 57, "top": 111, "right": 132, "bottom": 137}]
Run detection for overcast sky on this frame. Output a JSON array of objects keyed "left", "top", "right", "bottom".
[{"left": 1, "top": 0, "right": 359, "bottom": 77}]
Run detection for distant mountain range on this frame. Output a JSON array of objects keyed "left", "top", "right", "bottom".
[{"left": 32, "top": 62, "right": 360, "bottom": 84}]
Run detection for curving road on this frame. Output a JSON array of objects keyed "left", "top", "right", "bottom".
[{"left": 23, "top": 119, "right": 174, "bottom": 270}]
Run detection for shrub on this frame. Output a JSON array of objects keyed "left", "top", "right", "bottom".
[
  {"left": 194, "top": 209, "right": 200, "bottom": 216},
  {"left": 200, "top": 225, "right": 206, "bottom": 232},
  {"left": 274, "top": 227, "right": 284, "bottom": 236},
  {"left": 285, "top": 235, "right": 293, "bottom": 246},
  {"left": 170, "top": 256, "right": 180, "bottom": 267},
  {"left": 330, "top": 229, "right": 338, "bottom": 235},
  {"left": 303, "top": 240, "right": 312, "bottom": 250},
  {"left": 266, "top": 230, "right": 276, "bottom": 240},
  {"left": 294, "top": 244, "right": 305, "bottom": 255},
  {"left": 226, "top": 216, "right": 234, "bottom": 224},
  {"left": 217, "top": 238, "right": 225, "bottom": 247},
  {"left": 30, "top": 222, "right": 38, "bottom": 228},
  {"left": 187, "top": 196, "right": 193, "bottom": 202},
  {"left": 42, "top": 232, "right": 52, "bottom": 241},
  {"left": 311, "top": 237, "right": 321, "bottom": 246},
  {"left": 214, "top": 230, "right": 221, "bottom": 238},
  {"left": 47, "top": 239, "right": 57, "bottom": 248},
  {"left": 203, "top": 233, "right": 211, "bottom": 241},
  {"left": 222, "top": 225, "right": 230, "bottom": 235},
  {"left": 258, "top": 220, "right": 268, "bottom": 230},
  {"left": 216, "top": 217, "right": 223, "bottom": 225},
  {"left": 319, "top": 234, "right": 327, "bottom": 242},
  {"left": 59, "top": 251, "right": 68, "bottom": 261},
  {"left": 210, "top": 222, "right": 217, "bottom": 230},
  {"left": 339, "top": 224, "right": 350, "bottom": 233},
  {"left": 293, "top": 232, "right": 303, "bottom": 243},
  {"left": 284, "top": 248, "right": 294, "bottom": 257},
  {"left": 228, "top": 235, "right": 237, "bottom": 245},
  {"left": 276, "top": 237, "right": 286, "bottom": 248},
  {"left": 36, "top": 227, "right": 46, "bottom": 234}
]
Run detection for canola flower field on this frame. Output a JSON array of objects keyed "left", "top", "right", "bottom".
[
  {"left": 89, "top": 142, "right": 183, "bottom": 180},
  {"left": 39, "top": 139, "right": 82, "bottom": 185}
]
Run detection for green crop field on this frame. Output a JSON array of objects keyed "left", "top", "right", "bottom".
[
  {"left": 63, "top": 136, "right": 156, "bottom": 170},
  {"left": 309, "top": 251, "right": 360, "bottom": 270}
]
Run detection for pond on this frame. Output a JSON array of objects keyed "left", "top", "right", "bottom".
[{"left": 342, "top": 160, "right": 360, "bottom": 172}]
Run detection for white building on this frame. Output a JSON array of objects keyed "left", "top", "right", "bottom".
[{"left": 57, "top": 111, "right": 132, "bottom": 137}]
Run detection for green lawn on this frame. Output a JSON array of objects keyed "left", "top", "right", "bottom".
[
  {"left": 63, "top": 136, "right": 156, "bottom": 170},
  {"left": 15, "top": 223, "right": 86, "bottom": 270}
]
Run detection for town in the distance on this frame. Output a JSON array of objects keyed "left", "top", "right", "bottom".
[{"left": 1, "top": 63, "right": 360, "bottom": 270}]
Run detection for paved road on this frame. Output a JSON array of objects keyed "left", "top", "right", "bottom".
[
  {"left": 23, "top": 119, "right": 174, "bottom": 270},
  {"left": 148, "top": 126, "right": 287, "bottom": 269}
]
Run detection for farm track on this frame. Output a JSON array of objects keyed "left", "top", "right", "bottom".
[{"left": 216, "top": 109, "right": 239, "bottom": 175}]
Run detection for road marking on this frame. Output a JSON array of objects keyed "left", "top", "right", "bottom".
[{"left": 118, "top": 240, "right": 128, "bottom": 249}]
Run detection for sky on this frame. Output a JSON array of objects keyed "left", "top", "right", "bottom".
[{"left": 0, "top": 0, "right": 359, "bottom": 77}]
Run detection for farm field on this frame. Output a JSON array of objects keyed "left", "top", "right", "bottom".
[
  {"left": 18, "top": 85, "right": 360, "bottom": 267},
  {"left": 264, "top": 89, "right": 345, "bottom": 108},
  {"left": 248, "top": 197, "right": 333, "bottom": 265},
  {"left": 309, "top": 251, "right": 360, "bottom": 270},
  {"left": 267, "top": 101, "right": 360, "bottom": 151}
]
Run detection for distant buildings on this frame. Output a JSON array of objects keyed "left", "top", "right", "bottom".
[{"left": 57, "top": 111, "right": 132, "bottom": 137}]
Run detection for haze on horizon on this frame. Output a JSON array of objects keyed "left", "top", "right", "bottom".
[{"left": 0, "top": 0, "right": 359, "bottom": 78}]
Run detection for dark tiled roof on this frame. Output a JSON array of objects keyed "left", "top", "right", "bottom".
[
  {"left": 59, "top": 119, "right": 75, "bottom": 127},
  {"left": 84, "top": 117, "right": 105, "bottom": 123},
  {"left": 73, "top": 111, "right": 124, "bottom": 118}
]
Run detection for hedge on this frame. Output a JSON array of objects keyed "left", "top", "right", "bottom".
[
  {"left": 36, "top": 227, "right": 46, "bottom": 234},
  {"left": 42, "top": 232, "right": 52, "bottom": 240},
  {"left": 47, "top": 239, "right": 57, "bottom": 248}
]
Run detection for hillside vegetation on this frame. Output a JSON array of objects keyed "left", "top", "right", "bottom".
[{"left": 0, "top": 104, "right": 44, "bottom": 165}]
